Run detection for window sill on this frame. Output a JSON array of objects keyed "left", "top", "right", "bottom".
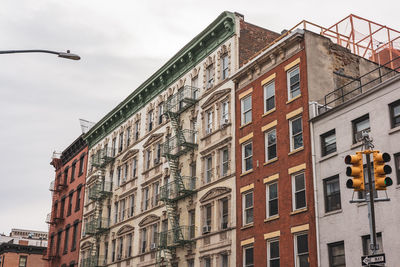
[
  {"left": 264, "top": 158, "right": 278, "bottom": 166},
  {"left": 288, "top": 147, "right": 304, "bottom": 156},
  {"left": 240, "top": 121, "right": 252, "bottom": 129},
  {"left": 286, "top": 94, "right": 302, "bottom": 104},
  {"left": 323, "top": 209, "right": 342, "bottom": 217},
  {"left": 319, "top": 152, "right": 338, "bottom": 162},
  {"left": 264, "top": 215, "right": 279, "bottom": 222},
  {"left": 262, "top": 108, "right": 276, "bottom": 117},
  {"left": 290, "top": 207, "right": 308, "bottom": 215},
  {"left": 351, "top": 142, "right": 363, "bottom": 150},
  {"left": 241, "top": 223, "right": 254, "bottom": 230},
  {"left": 240, "top": 169, "right": 253, "bottom": 177},
  {"left": 388, "top": 125, "right": 400, "bottom": 135}
]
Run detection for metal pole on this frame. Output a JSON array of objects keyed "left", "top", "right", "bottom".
[{"left": 365, "top": 152, "right": 378, "bottom": 255}]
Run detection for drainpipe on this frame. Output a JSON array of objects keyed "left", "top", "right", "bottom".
[{"left": 310, "top": 119, "right": 321, "bottom": 267}]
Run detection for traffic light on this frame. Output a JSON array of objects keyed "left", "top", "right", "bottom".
[
  {"left": 345, "top": 152, "right": 364, "bottom": 191},
  {"left": 373, "top": 152, "right": 393, "bottom": 190}
]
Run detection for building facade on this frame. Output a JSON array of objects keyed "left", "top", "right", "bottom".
[
  {"left": 232, "top": 28, "right": 385, "bottom": 267},
  {"left": 79, "top": 12, "right": 279, "bottom": 267},
  {"left": 0, "top": 243, "right": 46, "bottom": 267},
  {"left": 310, "top": 66, "right": 400, "bottom": 266},
  {"left": 45, "top": 135, "right": 88, "bottom": 267}
]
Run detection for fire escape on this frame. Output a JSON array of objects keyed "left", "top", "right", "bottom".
[
  {"left": 81, "top": 147, "right": 114, "bottom": 267},
  {"left": 156, "top": 86, "right": 199, "bottom": 267}
]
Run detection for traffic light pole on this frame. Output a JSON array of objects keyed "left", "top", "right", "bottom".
[{"left": 365, "top": 152, "right": 378, "bottom": 254}]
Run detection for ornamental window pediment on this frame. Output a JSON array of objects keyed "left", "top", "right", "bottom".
[
  {"left": 138, "top": 214, "right": 160, "bottom": 227},
  {"left": 200, "top": 186, "right": 231, "bottom": 203}
]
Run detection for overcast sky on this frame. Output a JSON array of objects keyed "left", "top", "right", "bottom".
[{"left": 0, "top": 0, "right": 399, "bottom": 235}]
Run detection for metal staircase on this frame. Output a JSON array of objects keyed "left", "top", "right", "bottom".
[
  {"left": 156, "top": 86, "right": 199, "bottom": 267},
  {"left": 83, "top": 147, "right": 114, "bottom": 267}
]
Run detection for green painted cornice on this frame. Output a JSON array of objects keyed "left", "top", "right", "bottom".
[{"left": 84, "top": 11, "right": 236, "bottom": 148}]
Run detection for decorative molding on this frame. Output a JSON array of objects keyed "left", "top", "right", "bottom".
[
  {"left": 116, "top": 225, "right": 135, "bottom": 236},
  {"left": 143, "top": 133, "right": 163, "bottom": 147},
  {"left": 201, "top": 88, "right": 231, "bottom": 109},
  {"left": 199, "top": 187, "right": 231, "bottom": 203},
  {"left": 121, "top": 149, "right": 139, "bottom": 162},
  {"left": 138, "top": 214, "right": 160, "bottom": 227}
]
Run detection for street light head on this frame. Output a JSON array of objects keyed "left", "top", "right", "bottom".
[{"left": 58, "top": 51, "right": 81, "bottom": 60}]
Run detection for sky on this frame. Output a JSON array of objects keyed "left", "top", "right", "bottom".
[{"left": 0, "top": 0, "right": 399, "bottom": 235}]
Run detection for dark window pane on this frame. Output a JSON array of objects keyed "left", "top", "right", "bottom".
[
  {"left": 296, "top": 191, "right": 306, "bottom": 209},
  {"left": 270, "top": 240, "right": 279, "bottom": 258},
  {"left": 245, "top": 247, "right": 254, "bottom": 265},
  {"left": 297, "top": 234, "right": 308, "bottom": 254},
  {"left": 292, "top": 118, "right": 302, "bottom": 134}
]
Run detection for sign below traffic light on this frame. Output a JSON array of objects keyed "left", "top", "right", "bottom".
[
  {"left": 345, "top": 152, "right": 364, "bottom": 191},
  {"left": 373, "top": 152, "right": 393, "bottom": 190}
]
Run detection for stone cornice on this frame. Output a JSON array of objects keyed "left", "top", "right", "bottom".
[{"left": 84, "top": 11, "right": 237, "bottom": 148}]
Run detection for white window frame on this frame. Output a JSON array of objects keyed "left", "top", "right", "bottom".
[
  {"left": 205, "top": 156, "right": 212, "bottom": 183},
  {"left": 266, "top": 182, "right": 278, "bottom": 218},
  {"left": 206, "top": 64, "right": 214, "bottom": 89},
  {"left": 243, "top": 245, "right": 254, "bottom": 267},
  {"left": 267, "top": 238, "right": 280, "bottom": 267},
  {"left": 287, "top": 66, "right": 300, "bottom": 100},
  {"left": 242, "top": 141, "right": 253, "bottom": 173},
  {"left": 206, "top": 110, "right": 213, "bottom": 134},
  {"left": 265, "top": 128, "right": 277, "bottom": 162},
  {"left": 294, "top": 232, "right": 309, "bottom": 267},
  {"left": 221, "top": 54, "right": 229, "bottom": 80},
  {"left": 148, "top": 111, "right": 154, "bottom": 132},
  {"left": 263, "top": 80, "right": 275, "bottom": 113},
  {"left": 289, "top": 116, "right": 303, "bottom": 151},
  {"left": 221, "top": 148, "right": 229, "bottom": 177},
  {"left": 241, "top": 95, "right": 252, "bottom": 125},
  {"left": 221, "top": 100, "right": 229, "bottom": 126},
  {"left": 292, "top": 172, "right": 306, "bottom": 211},
  {"left": 242, "top": 191, "right": 254, "bottom": 225}
]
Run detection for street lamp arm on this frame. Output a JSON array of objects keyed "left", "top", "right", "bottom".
[{"left": 0, "top": 49, "right": 80, "bottom": 60}]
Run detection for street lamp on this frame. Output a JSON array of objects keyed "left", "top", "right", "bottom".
[{"left": 0, "top": 49, "right": 80, "bottom": 60}]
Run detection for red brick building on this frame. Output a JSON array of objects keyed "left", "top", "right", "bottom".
[
  {"left": 0, "top": 242, "right": 46, "bottom": 267},
  {"left": 232, "top": 29, "right": 381, "bottom": 267},
  {"left": 45, "top": 135, "right": 88, "bottom": 267}
]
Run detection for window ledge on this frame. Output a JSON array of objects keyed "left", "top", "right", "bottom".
[
  {"left": 323, "top": 209, "right": 342, "bottom": 217},
  {"left": 290, "top": 207, "right": 308, "bottom": 215},
  {"left": 240, "top": 121, "right": 252, "bottom": 129},
  {"left": 264, "top": 215, "right": 279, "bottom": 223},
  {"left": 319, "top": 152, "right": 338, "bottom": 162},
  {"left": 241, "top": 223, "right": 254, "bottom": 230},
  {"left": 264, "top": 158, "right": 278, "bottom": 166},
  {"left": 388, "top": 125, "right": 400, "bottom": 135},
  {"left": 240, "top": 169, "right": 253, "bottom": 177},
  {"left": 286, "top": 94, "right": 302, "bottom": 104},
  {"left": 288, "top": 147, "right": 304, "bottom": 156},
  {"left": 351, "top": 142, "right": 363, "bottom": 150},
  {"left": 262, "top": 108, "right": 276, "bottom": 117}
]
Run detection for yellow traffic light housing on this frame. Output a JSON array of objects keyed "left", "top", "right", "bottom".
[
  {"left": 373, "top": 152, "right": 393, "bottom": 190},
  {"left": 345, "top": 152, "right": 364, "bottom": 191}
]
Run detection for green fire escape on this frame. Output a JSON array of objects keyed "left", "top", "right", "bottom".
[
  {"left": 156, "top": 86, "right": 199, "bottom": 267},
  {"left": 82, "top": 147, "right": 114, "bottom": 267}
]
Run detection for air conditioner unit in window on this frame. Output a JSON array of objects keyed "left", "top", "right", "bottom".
[
  {"left": 150, "top": 243, "right": 157, "bottom": 250},
  {"left": 202, "top": 225, "right": 211, "bottom": 234},
  {"left": 221, "top": 222, "right": 228, "bottom": 229}
]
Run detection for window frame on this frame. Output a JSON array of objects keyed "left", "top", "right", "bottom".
[
  {"left": 242, "top": 191, "right": 254, "bottom": 225},
  {"left": 265, "top": 128, "right": 277, "bottom": 162},
  {"left": 221, "top": 53, "right": 229, "bottom": 80},
  {"left": 241, "top": 95, "right": 252, "bottom": 126},
  {"left": 389, "top": 99, "right": 400, "bottom": 128},
  {"left": 294, "top": 232, "right": 309, "bottom": 267},
  {"left": 321, "top": 129, "right": 337, "bottom": 156},
  {"left": 323, "top": 175, "right": 341, "bottom": 213},
  {"left": 352, "top": 114, "right": 370, "bottom": 144},
  {"left": 148, "top": 110, "right": 154, "bottom": 132},
  {"left": 267, "top": 238, "right": 280, "bottom": 267},
  {"left": 266, "top": 182, "right": 279, "bottom": 218},
  {"left": 287, "top": 65, "right": 300, "bottom": 100},
  {"left": 242, "top": 141, "right": 253, "bottom": 173},
  {"left": 206, "top": 64, "right": 215, "bottom": 89},
  {"left": 289, "top": 116, "right": 303, "bottom": 151},
  {"left": 221, "top": 148, "right": 229, "bottom": 177},
  {"left": 328, "top": 241, "right": 346, "bottom": 267},
  {"left": 394, "top": 152, "right": 400, "bottom": 185},
  {"left": 18, "top": 256, "right": 27, "bottom": 267},
  {"left": 206, "top": 109, "right": 213, "bottom": 134},
  {"left": 243, "top": 245, "right": 254, "bottom": 267},
  {"left": 292, "top": 172, "right": 306, "bottom": 211},
  {"left": 205, "top": 155, "right": 212, "bottom": 183},
  {"left": 264, "top": 80, "right": 276, "bottom": 113}
]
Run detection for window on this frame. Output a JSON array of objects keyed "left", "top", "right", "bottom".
[
  {"left": 71, "top": 162, "right": 76, "bottom": 182},
  {"left": 78, "top": 155, "right": 85, "bottom": 175},
  {"left": 151, "top": 224, "right": 158, "bottom": 248},
  {"left": 104, "top": 242, "right": 108, "bottom": 263},
  {"left": 75, "top": 186, "right": 81, "bottom": 211},
  {"left": 148, "top": 111, "right": 154, "bottom": 132},
  {"left": 120, "top": 199, "right": 125, "bottom": 222},
  {"left": 206, "top": 110, "right": 213, "bottom": 134},
  {"left": 143, "top": 187, "right": 150, "bottom": 211},
  {"left": 242, "top": 141, "right": 253, "bottom": 172},
  {"left": 395, "top": 153, "right": 400, "bottom": 185},
  {"left": 221, "top": 148, "right": 229, "bottom": 176},
  {"left": 141, "top": 228, "right": 147, "bottom": 253},
  {"left": 119, "top": 132, "right": 124, "bottom": 152},
  {"left": 321, "top": 130, "right": 337, "bottom": 156},
  {"left": 63, "top": 226, "right": 70, "bottom": 254},
  {"left": 204, "top": 257, "right": 211, "bottom": 267},
  {"left": 117, "top": 166, "right": 121, "bottom": 187},
  {"left": 243, "top": 245, "right": 254, "bottom": 267},
  {"left": 328, "top": 241, "right": 346, "bottom": 267},
  {"left": 290, "top": 117, "right": 303, "bottom": 151},
  {"left": 132, "top": 157, "right": 137, "bottom": 178},
  {"left": 71, "top": 223, "right": 78, "bottom": 251},
  {"left": 155, "top": 143, "right": 161, "bottom": 164},
  {"left": 56, "top": 231, "right": 62, "bottom": 254},
  {"left": 241, "top": 95, "right": 252, "bottom": 125},
  {"left": 60, "top": 198, "right": 65, "bottom": 219},
  {"left": 191, "top": 76, "right": 199, "bottom": 99},
  {"left": 206, "top": 64, "right": 214, "bottom": 89},
  {"left": 221, "top": 198, "right": 228, "bottom": 229},
  {"left": 264, "top": 81, "right": 275, "bottom": 113},
  {"left": 221, "top": 254, "right": 229, "bottom": 267},
  {"left": 111, "top": 240, "right": 116, "bottom": 262},
  {"left": 362, "top": 232, "right": 383, "bottom": 255},
  {"left": 123, "top": 163, "right": 128, "bottom": 182},
  {"left": 267, "top": 239, "right": 280, "bottom": 267},
  {"left": 118, "top": 237, "right": 123, "bottom": 259},
  {"left": 243, "top": 191, "right": 254, "bottom": 225},
  {"left": 221, "top": 100, "right": 229, "bottom": 125},
  {"left": 188, "top": 259, "right": 195, "bottom": 267},
  {"left": 295, "top": 233, "right": 309, "bottom": 267},
  {"left": 126, "top": 127, "right": 131, "bottom": 147},
  {"left": 114, "top": 202, "right": 118, "bottom": 224},
  {"left": 145, "top": 149, "right": 151, "bottom": 170},
  {"left": 158, "top": 102, "right": 164, "bottom": 125},
  {"left": 324, "top": 175, "right": 341, "bottom": 212},
  {"left": 389, "top": 99, "right": 400, "bottom": 128},
  {"left": 112, "top": 138, "right": 117, "bottom": 157},
  {"left": 205, "top": 156, "right": 212, "bottom": 183},
  {"left": 358, "top": 163, "right": 378, "bottom": 199},
  {"left": 153, "top": 182, "right": 160, "bottom": 207},
  {"left": 352, "top": 114, "right": 370, "bottom": 143},
  {"left": 265, "top": 129, "right": 277, "bottom": 161},
  {"left": 134, "top": 121, "right": 140, "bottom": 141},
  {"left": 63, "top": 168, "right": 68, "bottom": 185},
  {"left": 129, "top": 194, "right": 135, "bottom": 217},
  {"left": 189, "top": 210, "right": 195, "bottom": 239},
  {"left": 266, "top": 182, "right": 278, "bottom": 218},
  {"left": 205, "top": 204, "right": 212, "bottom": 229},
  {"left": 18, "top": 256, "right": 27, "bottom": 267},
  {"left": 191, "top": 119, "right": 197, "bottom": 143},
  {"left": 287, "top": 66, "right": 300, "bottom": 100},
  {"left": 221, "top": 54, "right": 229, "bottom": 80},
  {"left": 292, "top": 172, "right": 306, "bottom": 210},
  {"left": 127, "top": 233, "right": 133, "bottom": 257},
  {"left": 67, "top": 192, "right": 73, "bottom": 216}
]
